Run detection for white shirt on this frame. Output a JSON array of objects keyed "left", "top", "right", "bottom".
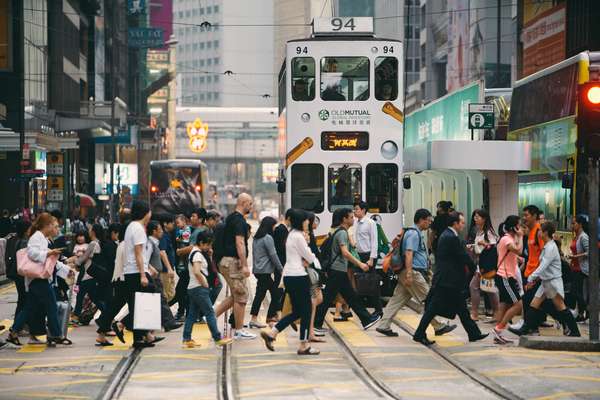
[
  {"left": 26, "top": 230, "right": 70, "bottom": 289},
  {"left": 188, "top": 246, "right": 209, "bottom": 289},
  {"left": 282, "top": 230, "right": 316, "bottom": 277},
  {"left": 354, "top": 216, "right": 378, "bottom": 259},
  {"left": 123, "top": 221, "right": 150, "bottom": 275}
]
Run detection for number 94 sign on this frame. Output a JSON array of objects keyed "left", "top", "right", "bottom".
[{"left": 313, "top": 17, "right": 374, "bottom": 35}]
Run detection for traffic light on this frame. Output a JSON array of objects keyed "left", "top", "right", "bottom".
[{"left": 577, "top": 81, "right": 600, "bottom": 156}]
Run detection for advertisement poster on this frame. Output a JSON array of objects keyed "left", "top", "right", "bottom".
[{"left": 446, "top": 0, "right": 470, "bottom": 93}]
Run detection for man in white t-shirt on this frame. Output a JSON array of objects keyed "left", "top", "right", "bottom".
[{"left": 121, "top": 201, "right": 156, "bottom": 348}]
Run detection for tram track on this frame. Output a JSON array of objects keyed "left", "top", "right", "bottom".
[
  {"left": 98, "top": 347, "right": 142, "bottom": 400},
  {"left": 391, "top": 319, "right": 524, "bottom": 400},
  {"left": 325, "top": 320, "right": 403, "bottom": 400}
]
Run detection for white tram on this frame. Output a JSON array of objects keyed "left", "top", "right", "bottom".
[{"left": 278, "top": 17, "right": 404, "bottom": 237}]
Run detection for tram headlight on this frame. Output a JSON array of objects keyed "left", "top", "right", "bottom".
[
  {"left": 301, "top": 113, "right": 310, "bottom": 122},
  {"left": 371, "top": 46, "right": 378, "bottom": 53},
  {"left": 381, "top": 140, "right": 398, "bottom": 160}
]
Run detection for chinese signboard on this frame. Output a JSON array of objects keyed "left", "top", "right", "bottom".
[
  {"left": 128, "top": 0, "right": 146, "bottom": 15},
  {"left": 128, "top": 28, "right": 164, "bottom": 48},
  {"left": 187, "top": 118, "right": 209, "bottom": 153},
  {"left": 520, "top": 2, "right": 566, "bottom": 78},
  {"left": 468, "top": 104, "right": 495, "bottom": 129},
  {"left": 404, "top": 81, "right": 481, "bottom": 147}
]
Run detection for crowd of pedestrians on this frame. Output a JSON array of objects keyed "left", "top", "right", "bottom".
[{"left": 0, "top": 197, "right": 593, "bottom": 353}]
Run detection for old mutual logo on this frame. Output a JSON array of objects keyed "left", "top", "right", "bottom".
[
  {"left": 187, "top": 118, "right": 209, "bottom": 153},
  {"left": 319, "top": 109, "right": 330, "bottom": 121}
]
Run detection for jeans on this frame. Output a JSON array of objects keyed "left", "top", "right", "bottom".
[
  {"left": 250, "top": 273, "right": 280, "bottom": 319},
  {"left": 275, "top": 276, "right": 312, "bottom": 342},
  {"left": 11, "top": 279, "right": 61, "bottom": 338},
  {"left": 124, "top": 272, "right": 155, "bottom": 342},
  {"left": 315, "top": 269, "right": 373, "bottom": 328},
  {"left": 183, "top": 286, "right": 222, "bottom": 342},
  {"left": 13, "top": 275, "right": 26, "bottom": 317}
]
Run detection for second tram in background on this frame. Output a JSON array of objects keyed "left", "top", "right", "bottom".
[
  {"left": 278, "top": 17, "right": 404, "bottom": 237},
  {"left": 149, "top": 159, "right": 209, "bottom": 217}
]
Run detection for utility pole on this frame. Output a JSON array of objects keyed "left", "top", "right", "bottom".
[
  {"left": 588, "top": 157, "right": 599, "bottom": 341},
  {"left": 108, "top": 2, "right": 116, "bottom": 223},
  {"left": 166, "top": 34, "right": 178, "bottom": 159}
]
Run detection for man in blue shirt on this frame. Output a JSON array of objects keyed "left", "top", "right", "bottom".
[{"left": 376, "top": 209, "right": 457, "bottom": 337}]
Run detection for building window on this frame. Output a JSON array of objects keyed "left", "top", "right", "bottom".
[
  {"left": 207, "top": 59, "right": 212, "bottom": 66},
  {"left": 214, "top": 92, "right": 219, "bottom": 100},
  {"left": 207, "top": 92, "right": 212, "bottom": 100},
  {"left": 200, "top": 93, "right": 205, "bottom": 100},
  {"left": 193, "top": 43, "right": 198, "bottom": 50},
  {"left": 375, "top": 57, "right": 398, "bottom": 100},
  {"left": 214, "top": 75, "right": 219, "bottom": 82},
  {"left": 207, "top": 75, "right": 212, "bottom": 83},
  {"left": 185, "top": 10, "right": 190, "bottom": 18},
  {"left": 207, "top": 41, "right": 212, "bottom": 49},
  {"left": 214, "top": 57, "right": 219, "bottom": 65},
  {"left": 200, "top": 7, "right": 204, "bottom": 15},
  {"left": 292, "top": 164, "right": 324, "bottom": 213},
  {"left": 200, "top": 59, "right": 204, "bottom": 66},
  {"left": 213, "top": 40, "right": 219, "bottom": 48},
  {"left": 366, "top": 164, "right": 398, "bottom": 213},
  {"left": 193, "top": 9, "right": 198, "bottom": 16},
  {"left": 178, "top": 11, "right": 183, "bottom": 19},
  {"left": 328, "top": 163, "right": 361, "bottom": 211},
  {"left": 200, "top": 42, "right": 205, "bottom": 49},
  {"left": 320, "top": 57, "right": 369, "bottom": 101},
  {"left": 291, "top": 57, "right": 315, "bottom": 101},
  {"left": 200, "top": 76, "right": 205, "bottom": 83},
  {"left": 207, "top": 6, "right": 212, "bottom": 14},
  {"left": 214, "top": 5, "right": 219, "bottom": 13}
]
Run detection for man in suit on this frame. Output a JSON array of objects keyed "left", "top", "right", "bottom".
[{"left": 413, "top": 211, "right": 489, "bottom": 346}]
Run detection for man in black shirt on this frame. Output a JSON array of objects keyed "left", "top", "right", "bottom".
[{"left": 215, "top": 193, "right": 256, "bottom": 340}]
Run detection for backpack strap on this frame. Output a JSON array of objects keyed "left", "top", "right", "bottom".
[{"left": 189, "top": 250, "right": 209, "bottom": 278}]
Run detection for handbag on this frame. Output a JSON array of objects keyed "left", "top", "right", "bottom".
[
  {"left": 133, "top": 292, "right": 162, "bottom": 330},
  {"left": 354, "top": 271, "right": 380, "bottom": 296},
  {"left": 87, "top": 261, "right": 110, "bottom": 283},
  {"left": 480, "top": 277, "right": 497, "bottom": 293},
  {"left": 16, "top": 248, "right": 58, "bottom": 279},
  {"left": 479, "top": 245, "right": 498, "bottom": 277}
]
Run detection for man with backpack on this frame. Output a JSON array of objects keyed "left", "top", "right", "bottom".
[
  {"left": 376, "top": 209, "right": 456, "bottom": 337},
  {"left": 314, "top": 208, "right": 382, "bottom": 332}
]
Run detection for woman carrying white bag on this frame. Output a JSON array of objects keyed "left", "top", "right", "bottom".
[{"left": 6, "top": 213, "right": 75, "bottom": 346}]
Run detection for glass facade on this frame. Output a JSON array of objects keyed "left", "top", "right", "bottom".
[{"left": 23, "top": 0, "right": 48, "bottom": 127}]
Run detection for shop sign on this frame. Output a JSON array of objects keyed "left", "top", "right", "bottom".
[
  {"left": 405, "top": 81, "right": 481, "bottom": 147},
  {"left": 128, "top": 0, "right": 146, "bottom": 15},
  {"left": 47, "top": 152, "right": 64, "bottom": 175},
  {"left": 187, "top": 118, "right": 209, "bottom": 153},
  {"left": 128, "top": 28, "right": 164, "bottom": 49}
]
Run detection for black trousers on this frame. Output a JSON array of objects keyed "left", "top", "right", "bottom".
[
  {"left": 250, "top": 273, "right": 280, "bottom": 319},
  {"left": 414, "top": 287, "right": 481, "bottom": 340},
  {"left": 124, "top": 273, "right": 155, "bottom": 342},
  {"left": 571, "top": 271, "right": 588, "bottom": 315},
  {"left": 96, "top": 280, "right": 128, "bottom": 334},
  {"left": 153, "top": 274, "right": 176, "bottom": 327},
  {"left": 358, "top": 252, "right": 383, "bottom": 313},
  {"left": 522, "top": 280, "right": 563, "bottom": 322},
  {"left": 315, "top": 269, "right": 372, "bottom": 328},
  {"left": 170, "top": 267, "right": 189, "bottom": 317},
  {"left": 272, "top": 268, "right": 284, "bottom": 313},
  {"left": 275, "top": 276, "right": 312, "bottom": 341}
]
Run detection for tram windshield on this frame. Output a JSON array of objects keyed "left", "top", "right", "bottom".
[
  {"left": 291, "top": 57, "right": 315, "bottom": 101},
  {"left": 328, "top": 163, "right": 362, "bottom": 211},
  {"left": 375, "top": 57, "right": 399, "bottom": 101},
  {"left": 320, "top": 57, "right": 369, "bottom": 101}
]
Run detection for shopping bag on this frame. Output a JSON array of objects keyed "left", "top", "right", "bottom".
[
  {"left": 480, "top": 277, "right": 497, "bottom": 293},
  {"left": 133, "top": 292, "right": 162, "bottom": 330}
]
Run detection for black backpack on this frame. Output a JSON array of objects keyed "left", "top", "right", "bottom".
[
  {"left": 212, "top": 222, "right": 226, "bottom": 265},
  {"left": 5, "top": 235, "right": 26, "bottom": 280},
  {"left": 318, "top": 228, "right": 344, "bottom": 272}
]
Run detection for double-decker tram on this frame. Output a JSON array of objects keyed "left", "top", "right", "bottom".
[
  {"left": 149, "top": 159, "right": 209, "bottom": 217},
  {"left": 278, "top": 17, "right": 404, "bottom": 237}
]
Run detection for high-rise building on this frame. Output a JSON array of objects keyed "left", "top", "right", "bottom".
[{"left": 174, "top": 0, "right": 275, "bottom": 107}]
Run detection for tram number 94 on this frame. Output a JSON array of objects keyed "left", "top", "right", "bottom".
[
  {"left": 296, "top": 46, "right": 308, "bottom": 55},
  {"left": 331, "top": 17, "right": 356, "bottom": 31},
  {"left": 383, "top": 46, "right": 394, "bottom": 54}
]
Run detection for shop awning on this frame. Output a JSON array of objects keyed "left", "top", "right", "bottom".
[
  {"left": 403, "top": 140, "right": 532, "bottom": 173},
  {"left": 76, "top": 193, "right": 97, "bottom": 208}
]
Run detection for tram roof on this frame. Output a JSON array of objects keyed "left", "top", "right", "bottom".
[
  {"left": 150, "top": 159, "right": 208, "bottom": 168},
  {"left": 287, "top": 36, "right": 401, "bottom": 44}
]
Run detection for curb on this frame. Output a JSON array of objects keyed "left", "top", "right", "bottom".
[{"left": 519, "top": 336, "right": 600, "bottom": 352}]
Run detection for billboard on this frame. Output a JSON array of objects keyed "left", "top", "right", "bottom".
[
  {"left": 94, "top": 14, "right": 105, "bottom": 101},
  {"left": 520, "top": 2, "right": 566, "bottom": 78},
  {"left": 128, "top": 27, "right": 164, "bottom": 48},
  {"left": 149, "top": 0, "right": 172, "bottom": 50},
  {"left": 446, "top": 0, "right": 470, "bottom": 93}
]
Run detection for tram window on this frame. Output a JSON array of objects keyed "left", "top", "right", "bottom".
[
  {"left": 291, "top": 164, "right": 324, "bottom": 213},
  {"left": 291, "top": 57, "right": 315, "bottom": 101},
  {"left": 328, "top": 164, "right": 362, "bottom": 212},
  {"left": 321, "top": 57, "right": 369, "bottom": 101},
  {"left": 375, "top": 57, "right": 398, "bottom": 101},
  {"left": 366, "top": 164, "right": 398, "bottom": 213}
]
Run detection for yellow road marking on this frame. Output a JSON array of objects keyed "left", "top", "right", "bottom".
[
  {"left": 130, "top": 368, "right": 212, "bottom": 381},
  {"left": 0, "top": 356, "right": 122, "bottom": 372},
  {"left": 235, "top": 351, "right": 305, "bottom": 357},
  {"left": 0, "top": 355, "right": 122, "bottom": 363},
  {"left": 453, "top": 348, "right": 584, "bottom": 363},
  {"left": 395, "top": 314, "right": 463, "bottom": 347},
  {"left": 360, "top": 351, "right": 430, "bottom": 358},
  {"left": 0, "top": 282, "right": 16, "bottom": 295},
  {"left": 499, "top": 372, "right": 600, "bottom": 383},
  {"left": 0, "top": 369, "right": 108, "bottom": 377},
  {"left": 2, "top": 378, "right": 106, "bottom": 392},
  {"left": 144, "top": 354, "right": 216, "bottom": 361},
  {"left": 239, "top": 382, "right": 362, "bottom": 398},
  {"left": 16, "top": 392, "right": 90, "bottom": 399},
  {"left": 326, "top": 316, "right": 377, "bottom": 347},
  {"left": 400, "top": 390, "right": 463, "bottom": 398},
  {"left": 386, "top": 373, "right": 460, "bottom": 383},
  {"left": 488, "top": 362, "right": 600, "bottom": 377},
  {"left": 238, "top": 358, "right": 344, "bottom": 369},
  {"left": 532, "top": 390, "right": 600, "bottom": 400},
  {"left": 17, "top": 344, "right": 47, "bottom": 353}
]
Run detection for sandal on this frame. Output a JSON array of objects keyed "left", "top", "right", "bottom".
[
  {"left": 333, "top": 316, "right": 348, "bottom": 322},
  {"left": 297, "top": 347, "right": 320, "bottom": 356},
  {"left": 309, "top": 337, "right": 326, "bottom": 343},
  {"left": 260, "top": 331, "right": 275, "bottom": 352},
  {"left": 112, "top": 322, "right": 125, "bottom": 344},
  {"left": 6, "top": 333, "right": 21, "bottom": 346},
  {"left": 48, "top": 337, "right": 73, "bottom": 346},
  {"left": 95, "top": 339, "right": 114, "bottom": 347}
]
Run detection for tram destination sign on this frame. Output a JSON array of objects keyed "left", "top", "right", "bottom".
[
  {"left": 321, "top": 131, "right": 369, "bottom": 151},
  {"left": 468, "top": 103, "right": 495, "bottom": 129},
  {"left": 313, "top": 17, "right": 374, "bottom": 35}
]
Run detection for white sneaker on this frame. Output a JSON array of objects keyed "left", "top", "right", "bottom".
[
  {"left": 509, "top": 320, "right": 524, "bottom": 330},
  {"left": 234, "top": 329, "right": 257, "bottom": 340}
]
